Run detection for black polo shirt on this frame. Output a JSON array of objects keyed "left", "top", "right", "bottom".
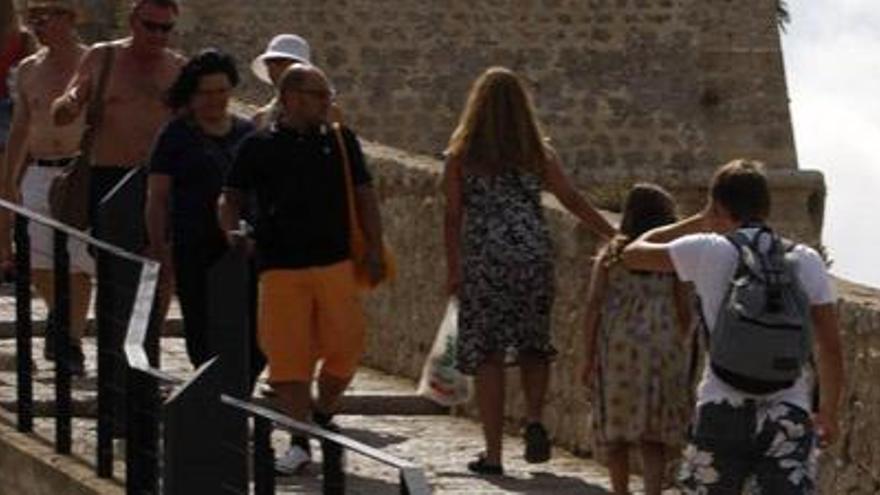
[{"left": 225, "top": 123, "right": 372, "bottom": 271}]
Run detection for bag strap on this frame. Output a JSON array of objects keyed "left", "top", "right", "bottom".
[
  {"left": 331, "top": 123, "right": 360, "bottom": 242},
  {"left": 78, "top": 46, "right": 116, "bottom": 163}
]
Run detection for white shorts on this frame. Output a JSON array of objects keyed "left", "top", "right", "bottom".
[{"left": 20, "top": 165, "right": 94, "bottom": 274}]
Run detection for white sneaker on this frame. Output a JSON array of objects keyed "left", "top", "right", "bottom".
[{"left": 274, "top": 444, "right": 311, "bottom": 475}]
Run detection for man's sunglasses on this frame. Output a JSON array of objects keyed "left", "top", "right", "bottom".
[{"left": 138, "top": 17, "right": 175, "bottom": 34}]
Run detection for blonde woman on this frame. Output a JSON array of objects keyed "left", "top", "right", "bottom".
[{"left": 444, "top": 67, "right": 614, "bottom": 474}]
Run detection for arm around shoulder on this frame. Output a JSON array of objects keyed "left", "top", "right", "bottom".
[
  {"left": 621, "top": 237, "right": 676, "bottom": 273},
  {"left": 620, "top": 211, "right": 713, "bottom": 273}
]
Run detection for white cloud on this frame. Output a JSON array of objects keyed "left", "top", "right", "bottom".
[{"left": 782, "top": 0, "right": 880, "bottom": 286}]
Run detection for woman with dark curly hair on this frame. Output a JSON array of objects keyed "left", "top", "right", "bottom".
[{"left": 146, "top": 48, "right": 256, "bottom": 368}]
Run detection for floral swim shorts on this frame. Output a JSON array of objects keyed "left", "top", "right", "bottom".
[{"left": 679, "top": 400, "right": 817, "bottom": 494}]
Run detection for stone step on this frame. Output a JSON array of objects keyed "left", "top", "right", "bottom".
[
  {"left": 340, "top": 392, "right": 449, "bottom": 416},
  {"left": 0, "top": 315, "right": 184, "bottom": 339},
  {"left": 2, "top": 392, "right": 449, "bottom": 419},
  {"left": 0, "top": 289, "right": 184, "bottom": 338},
  {"left": 0, "top": 397, "right": 96, "bottom": 418}
]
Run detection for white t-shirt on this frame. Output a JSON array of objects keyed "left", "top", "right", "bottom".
[{"left": 668, "top": 229, "right": 835, "bottom": 411}]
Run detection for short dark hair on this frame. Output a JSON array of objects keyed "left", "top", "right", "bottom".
[
  {"left": 132, "top": 0, "right": 179, "bottom": 14},
  {"left": 165, "top": 48, "right": 238, "bottom": 110},
  {"left": 710, "top": 159, "right": 771, "bottom": 223},
  {"left": 619, "top": 182, "right": 677, "bottom": 239}
]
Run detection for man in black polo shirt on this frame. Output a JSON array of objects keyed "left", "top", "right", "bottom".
[{"left": 219, "top": 64, "right": 385, "bottom": 474}]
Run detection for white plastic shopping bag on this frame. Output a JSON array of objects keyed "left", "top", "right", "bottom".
[{"left": 417, "top": 298, "right": 473, "bottom": 406}]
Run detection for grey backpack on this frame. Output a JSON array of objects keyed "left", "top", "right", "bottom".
[{"left": 705, "top": 226, "right": 813, "bottom": 394}]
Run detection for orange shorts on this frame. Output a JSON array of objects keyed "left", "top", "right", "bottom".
[{"left": 258, "top": 261, "right": 366, "bottom": 383}]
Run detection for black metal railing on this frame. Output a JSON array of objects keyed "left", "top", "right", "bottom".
[
  {"left": 1, "top": 185, "right": 160, "bottom": 494},
  {"left": 222, "top": 396, "right": 432, "bottom": 495},
  {"left": 3, "top": 171, "right": 436, "bottom": 494}
]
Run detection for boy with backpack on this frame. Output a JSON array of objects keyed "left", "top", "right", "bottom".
[{"left": 621, "top": 159, "right": 844, "bottom": 494}]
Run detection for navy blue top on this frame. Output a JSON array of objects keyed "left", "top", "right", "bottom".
[
  {"left": 226, "top": 123, "right": 371, "bottom": 271},
  {"left": 149, "top": 115, "right": 255, "bottom": 248}
]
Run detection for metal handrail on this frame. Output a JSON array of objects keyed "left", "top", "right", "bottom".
[
  {"left": 1, "top": 197, "right": 162, "bottom": 489},
  {"left": 0, "top": 197, "right": 160, "bottom": 371},
  {"left": 0, "top": 198, "right": 156, "bottom": 265},
  {"left": 221, "top": 395, "right": 432, "bottom": 495}
]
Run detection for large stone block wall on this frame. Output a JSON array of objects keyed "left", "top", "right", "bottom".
[
  {"left": 819, "top": 282, "right": 880, "bottom": 494},
  {"left": 360, "top": 143, "right": 880, "bottom": 494},
  {"left": 89, "top": 1, "right": 824, "bottom": 241},
  {"left": 166, "top": 0, "right": 797, "bottom": 175}
]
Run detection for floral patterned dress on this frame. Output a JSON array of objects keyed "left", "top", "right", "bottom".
[
  {"left": 456, "top": 168, "right": 557, "bottom": 375},
  {"left": 592, "top": 265, "right": 691, "bottom": 447}
]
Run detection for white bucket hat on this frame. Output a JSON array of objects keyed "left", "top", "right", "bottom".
[{"left": 251, "top": 34, "right": 311, "bottom": 85}]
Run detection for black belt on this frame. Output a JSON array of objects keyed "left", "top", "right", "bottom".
[{"left": 35, "top": 157, "right": 76, "bottom": 168}]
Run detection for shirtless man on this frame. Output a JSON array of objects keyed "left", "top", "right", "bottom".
[
  {"left": 0, "top": 0, "right": 89, "bottom": 375},
  {"left": 52, "top": 0, "right": 184, "bottom": 229}
]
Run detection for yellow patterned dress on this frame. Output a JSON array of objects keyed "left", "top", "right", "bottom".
[{"left": 592, "top": 265, "right": 691, "bottom": 448}]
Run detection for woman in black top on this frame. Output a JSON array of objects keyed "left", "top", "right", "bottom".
[{"left": 146, "top": 49, "right": 257, "bottom": 370}]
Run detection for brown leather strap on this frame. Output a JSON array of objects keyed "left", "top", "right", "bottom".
[
  {"left": 78, "top": 46, "right": 116, "bottom": 164},
  {"left": 332, "top": 122, "right": 360, "bottom": 238}
]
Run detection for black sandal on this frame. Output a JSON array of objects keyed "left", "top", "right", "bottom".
[
  {"left": 467, "top": 453, "right": 504, "bottom": 476},
  {"left": 524, "top": 422, "right": 551, "bottom": 463}
]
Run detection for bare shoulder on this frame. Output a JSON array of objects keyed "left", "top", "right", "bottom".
[
  {"left": 81, "top": 42, "right": 116, "bottom": 67},
  {"left": 16, "top": 48, "right": 45, "bottom": 74},
  {"left": 251, "top": 107, "right": 270, "bottom": 128},
  {"left": 92, "top": 39, "right": 127, "bottom": 54}
]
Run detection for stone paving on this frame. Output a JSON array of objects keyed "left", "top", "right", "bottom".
[{"left": 0, "top": 288, "right": 664, "bottom": 494}]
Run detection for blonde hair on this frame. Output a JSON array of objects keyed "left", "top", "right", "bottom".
[{"left": 446, "top": 67, "right": 549, "bottom": 177}]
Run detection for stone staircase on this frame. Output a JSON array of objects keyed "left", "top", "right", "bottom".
[{"left": 0, "top": 289, "right": 636, "bottom": 493}]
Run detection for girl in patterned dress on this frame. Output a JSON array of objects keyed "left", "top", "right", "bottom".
[
  {"left": 582, "top": 183, "right": 692, "bottom": 494},
  {"left": 444, "top": 67, "right": 615, "bottom": 475}
]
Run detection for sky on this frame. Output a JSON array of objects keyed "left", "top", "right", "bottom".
[{"left": 780, "top": 0, "right": 880, "bottom": 288}]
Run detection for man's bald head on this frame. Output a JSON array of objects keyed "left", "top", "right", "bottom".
[
  {"left": 277, "top": 64, "right": 335, "bottom": 128},
  {"left": 278, "top": 63, "right": 329, "bottom": 96}
]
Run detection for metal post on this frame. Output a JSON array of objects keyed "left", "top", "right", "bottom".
[
  {"left": 322, "top": 438, "right": 346, "bottom": 495},
  {"left": 96, "top": 249, "right": 113, "bottom": 477},
  {"left": 399, "top": 467, "right": 431, "bottom": 495},
  {"left": 253, "top": 417, "right": 275, "bottom": 495},
  {"left": 13, "top": 214, "right": 33, "bottom": 432},
  {"left": 127, "top": 369, "right": 159, "bottom": 495},
  {"left": 124, "top": 293, "right": 161, "bottom": 493},
  {"left": 53, "top": 230, "right": 72, "bottom": 454}
]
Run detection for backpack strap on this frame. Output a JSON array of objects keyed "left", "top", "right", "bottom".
[{"left": 725, "top": 230, "right": 756, "bottom": 279}]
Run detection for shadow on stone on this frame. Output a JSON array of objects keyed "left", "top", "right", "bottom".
[
  {"left": 336, "top": 426, "right": 409, "bottom": 450},
  {"left": 439, "top": 470, "right": 610, "bottom": 494},
  {"left": 275, "top": 464, "right": 405, "bottom": 494}
]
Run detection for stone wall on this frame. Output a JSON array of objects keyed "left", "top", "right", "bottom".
[
  {"left": 819, "top": 281, "right": 880, "bottom": 494},
  {"left": 169, "top": 0, "right": 797, "bottom": 172},
  {"left": 86, "top": 0, "right": 825, "bottom": 242},
  {"left": 0, "top": 412, "right": 122, "bottom": 495},
  {"left": 360, "top": 143, "right": 880, "bottom": 494}
]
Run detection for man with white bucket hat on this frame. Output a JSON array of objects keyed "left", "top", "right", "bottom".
[{"left": 251, "top": 34, "right": 311, "bottom": 129}]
